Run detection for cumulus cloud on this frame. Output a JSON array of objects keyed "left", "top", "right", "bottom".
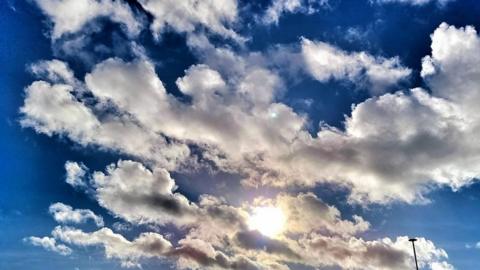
[
  {"left": 20, "top": 60, "right": 190, "bottom": 170},
  {"left": 49, "top": 202, "right": 104, "bottom": 227},
  {"left": 25, "top": 236, "right": 72, "bottom": 255},
  {"left": 87, "top": 160, "right": 250, "bottom": 238},
  {"left": 33, "top": 0, "right": 142, "bottom": 39},
  {"left": 29, "top": 59, "right": 76, "bottom": 85},
  {"left": 65, "top": 161, "right": 88, "bottom": 188},
  {"left": 265, "top": 37, "right": 411, "bottom": 94},
  {"left": 80, "top": 56, "right": 301, "bottom": 172},
  {"left": 33, "top": 223, "right": 453, "bottom": 269},
  {"left": 262, "top": 0, "right": 330, "bottom": 25},
  {"left": 20, "top": 81, "right": 99, "bottom": 136},
  {"left": 299, "top": 235, "right": 452, "bottom": 269},
  {"left": 170, "top": 238, "right": 265, "bottom": 270},
  {"left": 91, "top": 160, "right": 198, "bottom": 226},
  {"left": 21, "top": 23, "right": 480, "bottom": 205},
  {"left": 19, "top": 0, "right": 470, "bottom": 268},
  {"left": 274, "top": 193, "right": 370, "bottom": 235},
  {"left": 183, "top": 23, "right": 480, "bottom": 204},
  {"left": 137, "top": 0, "right": 241, "bottom": 41},
  {"left": 431, "top": 261, "right": 456, "bottom": 270},
  {"left": 52, "top": 226, "right": 172, "bottom": 268},
  {"left": 26, "top": 159, "right": 454, "bottom": 269},
  {"left": 50, "top": 225, "right": 265, "bottom": 269},
  {"left": 300, "top": 38, "right": 411, "bottom": 94}
]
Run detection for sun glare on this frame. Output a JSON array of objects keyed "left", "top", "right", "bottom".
[{"left": 248, "top": 206, "right": 286, "bottom": 238}]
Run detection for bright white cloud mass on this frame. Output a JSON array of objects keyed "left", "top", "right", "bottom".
[
  {"left": 138, "top": 0, "right": 241, "bottom": 41},
  {"left": 261, "top": 0, "right": 330, "bottom": 25},
  {"left": 300, "top": 38, "right": 411, "bottom": 94},
  {"left": 49, "top": 202, "right": 104, "bottom": 227},
  {"left": 33, "top": 0, "right": 142, "bottom": 39},
  {"left": 25, "top": 236, "right": 72, "bottom": 256},
  {"left": 21, "top": 0, "right": 480, "bottom": 269}
]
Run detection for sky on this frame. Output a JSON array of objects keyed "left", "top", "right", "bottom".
[{"left": 2, "top": 0, "right": 480, "bottom": 269}]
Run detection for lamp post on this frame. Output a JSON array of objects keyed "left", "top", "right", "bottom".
[{"left": 409, "top": 238, "right": 419, "bottom": 270}]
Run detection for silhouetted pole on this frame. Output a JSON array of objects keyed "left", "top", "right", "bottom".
[{"left": 409, "top": 238, "right": 419, "bottom": 270}]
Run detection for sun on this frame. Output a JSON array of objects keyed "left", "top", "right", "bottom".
[{"left": 248, "top": 206, "right": 286, "bottom": 238}]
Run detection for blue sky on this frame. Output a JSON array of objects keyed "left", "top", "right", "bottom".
[{"left": 2, "top": 0, "right": 480, "bottom": 269}]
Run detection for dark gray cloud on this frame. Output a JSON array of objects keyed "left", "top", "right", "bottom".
[{"left": 235, "top": 230, "right": 301, "bottom": 260}]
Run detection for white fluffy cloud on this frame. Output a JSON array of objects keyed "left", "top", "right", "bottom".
[
  {"left": 33, "top": 0, "right": 142, "bottom": 39},
  {"left": 52, "top": 226, "right": 172, "bottom": 268},
  {"left": 137, "top": 0, "right": 241, "bottom": 40},
  {"left": 65, "top": 161, "right": 87, "bottom": 188},
  {"left": 262, "top": 0, "right": 330, "bottom": 25},
  {"left": 431, "top": 261, "right": 456, "bottom": 270},
  {"left": 185, "top": 23, "right": 480, "bottom": 204},
  {"left": 20, "top": 23, "right": 480, "bottom": 204},
  {"left": 49, "top": 202, "right": 104, "bottom": 227},
  {"left": 87, "top": 160, "right": 370, "bottom": 237},
  {"left": 25, "top": 236, "right": 72, "bottom": 256},
  {"left": 266, "top": 37, "right": 411, "bottom": 94},
  {"left": 301, "top": 38, "right": 411, "bottom": 94},
  {"left": 81, "top": 57, "right": 302, "bottom": 173},
  {"left": 20, "top": 60, "right": 190, "bottom": 170},
  {"left": 20, "top": 0, "right": 471, "bottom": 268},
  {"left": 274, "top": 193, "right": 370, "bottom": 235},
  {"left": 298, "top": 235, "right": 452, "bottom": 269},
  {"left": 91, "top": 160, "right": 198, "bottom": 226},
  {"left": 29, "top": 59, "right": 76, "bottom": 85},
  {"left": 47, "top": 225, "right": 453, "bottom": 269},
  {"left": 20, "top": 81, "right": 99, "bottom": 136},
  {"left": 50, "top": 225, "right": 266, "bottom": 269}
]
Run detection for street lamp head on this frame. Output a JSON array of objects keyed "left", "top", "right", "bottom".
[{"left": 409, "top": 238, "right": 418, "bottom": 242}]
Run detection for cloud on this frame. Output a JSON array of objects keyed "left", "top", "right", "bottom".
[
  {"left": 234, "top": 230, "right": 301, "bottom": 260},
  {"left": 52, "top": 226, "right": 172, "bottom": 268},
  {"left": 18, "top": 1, "right": 470, "bottom": 268},
  {"left": 65, "top": 161, "right": 88, "bottom": 188},
  {"left": 300, "top": 38, "right": 411, "bottom": 94},
  {"left": 20, "top": 21, "right": 480, "bottom": 205},
  {"left": 32, "top": 0, "right": 246, "bottom": 45},
  {"left": 50, "top": 225, "right": 264, "bottom": 269},
  {"left": 137, "top": 0, "right": 241, "bottom": 41},
  {"left": 49, "top": 202, "right": 104, "bottom": 227},
  {"left": 25, "top": 236, "right": 72, "bottom": 256},
  {"left": 275, "top": 193, "right": 370, "bottom": 235},
  {"left": 29, "top": 59, "right": 76, "bottom": 85},
  {"left": 20, "top": 81, "right": 100, "bottom": 137},
  {"left": 21, "top": 23, "right": 480, "bottom": 205},
  {"left": 371, "top": 0, "right": 453, "bottom": 6},
  {"left": 170, "top": 238, "right": 265, "bottom": 270},
  {"left": 91, "top": 160, "right": 198, "bottom": 226},
  {"left": 299, "top": 235, "right": 452, "bottom": 269},
  {"left": 265, "top": 37, "right": 411, "bottom": 94},
  {"left": 420, "top": 23, "right": 480, "bottom": 114},
  {"left": 20, "top": 60, "right": 190, "bottom": 170},
  {"left": 27, "top": 160, "right": 454, "bottom": 269},
  {"left": 207, "top": 23, "right": 480, "bottom": 204},
  {"left": 80, "top": 56, "right": 301, "bottom": 172},
  {"left": 262, "top": 0, "right": 330, "bottom": 25},
  {"left": 88, "top": 160, "right": 249, "bottom": 232},
  {"left": 34, "top": 222, "right": 453, "bottom": 269},
  {"left": 33, "top": 0, "right": 142, "bottom": 39},
  {"left": 431, "top": 261, "right": 456, "bottom": 270}
]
